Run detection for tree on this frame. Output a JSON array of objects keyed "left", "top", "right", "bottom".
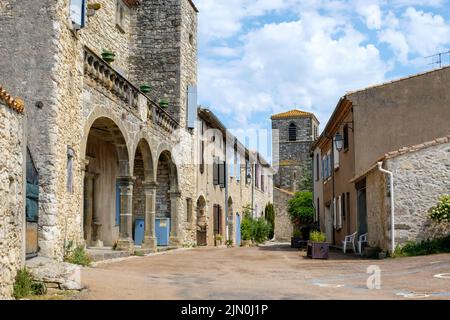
[
  {"left": 288, "top": 191, "right": 314, "bottom": 227},
  {"left": 264, "top": 203, "right": 275, "bottom": 239}
]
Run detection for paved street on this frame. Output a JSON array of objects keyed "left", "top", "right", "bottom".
[{"left": 73, "top": 243, "right": 450, "bottom": 300}]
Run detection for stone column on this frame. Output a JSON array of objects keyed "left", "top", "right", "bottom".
[
  {"left": 116, "top": 176, "right": 135, "bottom": 252},
  {"left": 169, "top": 190, "right": 182, "bottom": 246},
  {"left": 142, "top": 181, "right": 157, "bottom": 251},
  {"left": 83, "top": 172, "right": 96, "bottom": 245}
]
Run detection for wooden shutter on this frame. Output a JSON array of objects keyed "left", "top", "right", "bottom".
[
  {"left": 187, "top": 85, "right": 197, "bottom": 129},
  {"left": 219, "top": 161, "right": 226, "bottom": 187},
  {"left": 213, "top": 158, "right": 219, "bottom": 185}
]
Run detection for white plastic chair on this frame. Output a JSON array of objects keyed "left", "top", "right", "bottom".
[
  {"left": 357, "top": 233, "right": 368, "bottom": 255},
  {"left": 342, "top": 231, "right": 357, "bottom": 253}
]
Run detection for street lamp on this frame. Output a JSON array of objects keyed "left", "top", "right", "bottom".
[{"left": 334, "top": 132, "right": 344, "bottom": 152}]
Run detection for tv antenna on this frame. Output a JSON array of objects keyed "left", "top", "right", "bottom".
[{"left": 426, "top": 50, "right": 450, "bottom": 68}]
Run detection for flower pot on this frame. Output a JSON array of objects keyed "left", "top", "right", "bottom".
[
  {"left": 307, "top": 241, "right": 329, "bottom": 259},
  {"left": 140, "top": 84, "right": 152, "bottom": 93},
  {"left": 101, "top": 51, "right": 115, "bottom": 63},
  {"left": 291, "top": 237, "right": 304, "bottom": 248},
  {"left": 241, "top": 240, "right": 252, "bottom": 247},
  {"left": 159, "top": 100, "right": 169, "bottom": 109}
]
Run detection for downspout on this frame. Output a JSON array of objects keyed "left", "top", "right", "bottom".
[{"left": 377, "top": 162, "right": 395, "bottom": 253}]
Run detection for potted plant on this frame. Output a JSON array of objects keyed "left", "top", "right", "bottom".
[
  {"left": 140, "top": 84, "right": 152, "bottom": 93},
  {"left": 101, "top": 49, "right": 115, "bottom": 63},
  {"left": 215, "top": 234, "right": 224, "bottom": 247},
  {"left": 240, "top": 211, "right": 253, "bottom": 247},
  {"left": 159, "top": 99, "right": 169, "bottom": 109},
  {"left": 307, "top": 231, "right": 329, "bottom": 259},
  {"left": 226, "top": 240, "right": 233, "bottom": 248},
  {"left": 291, "top": 229, "right": 303, "bottom": 248}
]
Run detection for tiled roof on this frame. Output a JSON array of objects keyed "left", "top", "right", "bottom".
[
  {"left": 382, "top": 135, "right": 450, "bottom": 160},
  {"left": 271, "top": 109, "right": 313, "bottom": 120},
  {"left": 0, "top": 86, "right": 24, "bottom": 113}
]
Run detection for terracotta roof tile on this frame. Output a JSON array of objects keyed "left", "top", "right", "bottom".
[
  {"left": 271, "top": 109, "right": 314, "bottom": 120},
  {"left": 0, "top": 86, "right": 24, "bottom": 113}
]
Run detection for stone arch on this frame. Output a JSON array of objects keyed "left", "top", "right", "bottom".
[
  {"left": 131, "top": 139, "right": 155, "bottom": 246},
  {"left": 81, "top": 111, "right": 131, "bottom": 176},
  {"left": 156, "top": 149, "right": 180, "bottom": 245},
  {"left": 196, "top": 195, "right": 207, "bottom": 246},
  {"left": 83, "top": 116, "right": 131, "bottom": 247}
]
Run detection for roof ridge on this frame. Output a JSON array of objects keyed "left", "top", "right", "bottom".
[
  {"left": 383, "top": 135, "right": 450, "bottom": 160},
  {"left": 271, "top": 109, "right": 315, "bottom": 119}
]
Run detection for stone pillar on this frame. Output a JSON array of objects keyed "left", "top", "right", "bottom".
[
  {"left": 83, "top": 172, "right": 95, "bottom": 245},
  {"left": 116, "top": 176, "right": 135, "bottom": 252},
  {"left": 142, "top": 181, "right": 157, "bottom": 251},
  {"left": 169, "top": 190, "right": 182, "bottom": 246}
]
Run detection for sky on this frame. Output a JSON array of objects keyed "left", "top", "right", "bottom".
[{"left": 195, "top": 0, "right": 450, "bottom": 161}]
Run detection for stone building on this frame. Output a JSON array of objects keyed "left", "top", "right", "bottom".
[
  {"left": 356, "top": 137, "right": 450, "bottom": 252},
  {"left": 312, "top": 66, "right": 450, "bottom": 251},
  {"left": 0, "top": 86, "right": 26, "bottom": 299},
  {"left": 271, "top": 110, "right": 319, "bottom": 241},
  {"left": 0, "top": 0, "right": 274, "bottom": 298},
  {"left": 196, "top": 108, "right": 273, "bottom": 247}
]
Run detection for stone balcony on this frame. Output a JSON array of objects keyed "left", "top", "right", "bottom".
[{"left": 83, "top": 47, "right": 179, "bottom": 134}]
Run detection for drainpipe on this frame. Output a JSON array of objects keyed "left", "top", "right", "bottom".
[{"left": 377, "top": 162, "right": 395, "bottom": 253}]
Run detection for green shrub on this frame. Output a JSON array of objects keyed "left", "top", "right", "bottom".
[
  {"left": 393, "top": 234, "right": 450, "bottom": 257},
  {"left": 292, "top": 229, "right": 302, "bottom": 238},
  {"left": 13, "top": 268, "right": 47, "bottom": 299},
  {"left": 253, "top": 218, "right": 271, "bottom": 243},
  {"left": 310, "top": 230, "right": 326, "bottom": 242},
  {"left": 226, "top": 240, "right": 233, "bottom": 248},
  {"left": 428, "top": 195, "right": 450, "bottom": 222},
  {"left": 241, "top": 213, "right": 254, "bottom": 241},
  {"left": 264, "top": 202, "right": 275, "bottom": 239},
  {"left": 65, "top": 245, "right": 92, "bottom": 266},
  {"left": 288, "top": 191, "right": 314, "bottom": 225}
]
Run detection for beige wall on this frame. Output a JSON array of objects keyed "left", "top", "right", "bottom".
[{"left": 350, "top": 66, "right": 450, "bottom": 178}]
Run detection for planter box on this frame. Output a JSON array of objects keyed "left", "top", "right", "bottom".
[
  {"left": 291, "top": 237, "right": 306, "bottom": 248},
  {"left": 307, "top": 241, "right": 329, "bottom": 259}
]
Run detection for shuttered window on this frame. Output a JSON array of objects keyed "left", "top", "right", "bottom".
[{"left": 213, "top": 157, "right": 219, "bottom": 185}]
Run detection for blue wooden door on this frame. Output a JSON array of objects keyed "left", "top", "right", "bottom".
[
  {"left": 156, "top": 218, "right": 170, "bottom": 246},
  {"left": 235, "top": 213, "right": 241, "bottom": 247},
  {"left": 134, "top": 218, "right": 145, "bottom": 245}
]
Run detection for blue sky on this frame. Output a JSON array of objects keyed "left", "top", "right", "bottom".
[{"left": 195, "top": 0, "right": 450, "bottom": 160}]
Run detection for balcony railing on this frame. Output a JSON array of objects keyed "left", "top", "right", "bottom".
[{"left": 83, "top": 47, "right": 179, "bottom": 133}]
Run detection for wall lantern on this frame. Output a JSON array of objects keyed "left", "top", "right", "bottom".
[{"left": 334, "top": 132, "right": 344, "bottom": 152}]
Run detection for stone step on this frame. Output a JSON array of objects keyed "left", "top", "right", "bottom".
[{"left": 86, "top": 248, "right": 131, "bottom": 262}]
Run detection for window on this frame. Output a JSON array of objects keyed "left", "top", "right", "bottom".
[
  {"left": 213, "top": 157, "right": 219, "bottom": 185},
  {"left": 199, "top": 121, "right": 204, "bottom": 174},
  {"left": 67, "top": 146, "right": 74, "bottom": 193},
  {"left": 342, "top": 193, "right": 346, "bottom": 220},
  {"left": 70, "top": 0, "right": 86, "bottom": 30},
  {"left": 236, "top": 153, "right": 241, "bottom": 181},
  {"left": 343, "top": 124, "right": 349, "bottom": 150},
  {"left": 219, "top": 161, "right": 226, "bottom": 188},
  {"left": 333, "top": 134, "right": 340, "bottom": 169},
  {"left": 116, "top": 0, "right": 127, "bottom": 32},
  {"left": 245, "top": 158, "right": 251, "bottom": 184},
  {"left": 288, "top": 123, "right": 297, "bottom": 141},
  {"left": 315, "top": 154, "right": 320, "bottom": 181}
]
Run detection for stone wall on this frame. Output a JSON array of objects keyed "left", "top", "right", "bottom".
[
  {"left": 366, "top": 138, "right": 450, "bottom": 251},
  {"left": 273, "top": 188, "right": 293, "bottom": 242},
  {"left": 0, "top": 94, "right": 26, "bottom": 299},
  {"left": 272, "top": 116, "right": 317, "bottom": 191}
]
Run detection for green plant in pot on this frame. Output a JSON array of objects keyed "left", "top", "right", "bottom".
[
  {"left": 288, "top": 191, "right": 313, "bottom": 248},
  {"left": 215, "top": 234, "right": 224, "bottom": 246},
  {"left": 101, "top": 49, "right": 115, "bottom": 63},
  {"left": 140, "top": 84, "right": 152, "bottom": 94},
  {"left": 159, "top": 99, "right": 169, "bottom": 109},
  {"left": 307, "top": 230, "right": 329, "bottom": 259}
]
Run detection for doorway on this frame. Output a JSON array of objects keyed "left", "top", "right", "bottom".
[
  {"left": 356, "top": 179, "right": 368, "bottom": 235},
  {"left": 25, "top": 148, "right": 39, "bottom": 259}
]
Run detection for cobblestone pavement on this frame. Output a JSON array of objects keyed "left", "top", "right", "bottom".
[{"left": 74, "top": 244, "right": 450, "bottom": 300}]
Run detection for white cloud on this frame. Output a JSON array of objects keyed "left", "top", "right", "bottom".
[
  {"left": 198, "top": 12, "right": 389, "bottom": 126},
  {"left": 356, "top": 3, "right": 383, "bottom": 30}
]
